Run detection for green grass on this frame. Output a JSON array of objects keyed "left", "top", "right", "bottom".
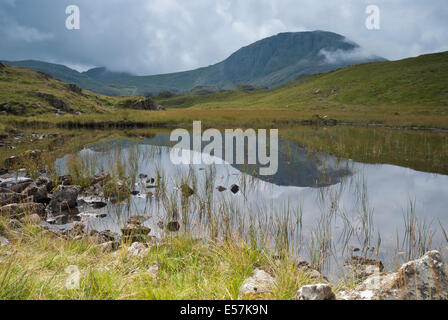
[
  {"left": 1, "top": 51, "right": 448, "bottom": 129},
  {"left": 0, "top": 215, "right": 317, "bottom": 300}
]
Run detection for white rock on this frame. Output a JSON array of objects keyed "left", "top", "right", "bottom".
[
  {"left": 296, "top": 283, "right": 336, "bottom": 300},
  {"left": 338, "top": 251, "right": 448, "bottom": 300},
  {"left": 128, "top": 242, "right": 149, "bottom": 257},
  {"left": 240, "top": 269, "right": 276, "bottom": 296},
  {"left": 147, "top": 264, "right": 159, "bottom": 279},
  {"left": 0, "top": 235, "right": 10, "bottom": 247}
]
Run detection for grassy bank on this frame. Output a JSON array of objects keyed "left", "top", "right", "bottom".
[{"left": 0, "top": 215, "right": 321, "bottom": 300}]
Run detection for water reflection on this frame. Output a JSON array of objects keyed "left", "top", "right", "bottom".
[{"left": 54, "top": 134, "right": 448, "bottom": 278}]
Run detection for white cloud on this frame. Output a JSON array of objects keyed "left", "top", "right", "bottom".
[
  {"left": 6, "top": 24, "right": 54, "bottom": 43},
  {"left": 0, "top": 0, "right": 447, "bottom": 74}
]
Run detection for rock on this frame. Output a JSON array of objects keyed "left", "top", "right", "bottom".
[
  {"left": 0, "top": 62, "right": 7, "bottom": 69},
  {"left": 0, "top": 103, "right": 26, "bottom": 116},
  {"left": 338, "top": 251, "right": 448, "bottom": 300},
  {"left": 230, "top": 184, "right": 240, "bottom": 194},
  {"left": 48, "top": 185, "right": 80, "bottom": 213},
  {"left": 67, "top": 84, "right": 83, "bottom": 95},
  {"left": 88, "top": 230, "right": 119, "bottom": 244},
  {"left": 90, "top": 172, "right": 110, "bottom": 186},
  {"left": 47, "top": 214, "right": 81, "bottom": 225},
  {"left": 293, "top": 259, "right": 328, "bottom": 282},
  {"left": 128, "top": 242, "right": 150, "bottom": 257},
  {"left": 167, "top": 221, "right": 180, "bottom": 232},
  {"left": 138, "top": 173, "right": 148, "bottom": 179},
  {"left": 36, "top": 92, "right": 72, "bottom": 113},
  {"left": 180, "top": 184, "right": 194, "bottom": 198},
  {"left": 20, "top": 213, "right": 42, "bottom": 224},
  {"left": 10, "top": 180, "right": 34, "bottom": 193},
  {"left": 216, "top": 186, "right": 227, "bottom": 192},
  {"left": 314, "top": 89, "right": 321, "bottom": 94},
  {"left": 121, "top": 224, "right": 151, "bottom": 242},
  {"left": 58, "top": 175, "right": 73, "bottom": 186},
  {"left": 0, "top": 168, "right": 8, "bottom": 175},
  {"left": 91, "top": 201, "right": 107, "bottom": 209},
  {"left": 345, "top": 256, "right": 384, "bottom": 281},
  {"left": 127, "top": 216, "right": 149, "bottom": 225},
  {"left": 70, "top": 222, "right": 86, "bottom": 236},
  {"left": 240, "top": 269, "right": 276, "bottom": 296},
  {"left": 84, "top": 182, "right": 104, "bottom": 198},
  {"left": 0, "top": 202, "right": 45, "bottom": 218},
  {"left": 22, "top": 184, "right": 48, "bottom": 203},
  {"left": 98, "top": 241, "right": 115, "bottom": 253},
  {"left": 0, "top": 187, "right": 13, "bottom": 193},
  {"left": 123, "top": 95, "right": 165, "bottom": 111},
  {"left": 8, "top": 219, "right": 22, "bottom": 229},
  {"left": 0, "top": 235, "right": 10, "bottom": 247},
  {"left": 147, "top": 264, "right": 160, "bottom": 279},
  {"left": 0, "top": 192, "right": 28, "bottom": 206},
  {"left": 295, "top": 284, "right": 336, "bottom": 300},
  {"left": 35, "top": 176, "right": 53, "bottom": 192}
]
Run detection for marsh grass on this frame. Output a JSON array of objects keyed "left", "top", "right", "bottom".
[{"left": 0, "top": 213, "right": 319, "bottom": 300}]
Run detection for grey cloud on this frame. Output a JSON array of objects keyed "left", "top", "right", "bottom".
[{"left": 0, "top": 0, "right": 447, "bottom": 74}]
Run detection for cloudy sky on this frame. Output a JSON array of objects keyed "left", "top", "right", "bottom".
[{"left": 1, "top": 0, "right": 447, "bottom": 75}]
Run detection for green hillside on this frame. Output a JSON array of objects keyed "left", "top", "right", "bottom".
[
  {"left": 159, "top": 51, "right": 448, "bottom": 110},
  {"left": 0, "top": 63, "right": 118, "bottom": 116},
  {"left": 5, "top": 31, "right": 383, "bottom": 96}
]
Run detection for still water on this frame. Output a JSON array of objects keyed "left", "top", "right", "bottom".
[{"left": 55, "top": 133, "right": 448, "bottom": 277}]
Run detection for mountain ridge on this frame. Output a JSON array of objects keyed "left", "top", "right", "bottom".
[{"left": 4, "top": 31, "right": 384, "bottom": 96}]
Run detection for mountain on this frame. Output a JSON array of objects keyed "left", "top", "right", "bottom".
[
  {"left": 4, "top": 31, "right": 384, "bottom": 96},
  {"left": 158, "top": 51, "right": 448, "bottom": 109}
]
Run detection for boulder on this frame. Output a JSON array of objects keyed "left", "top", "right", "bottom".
[
  {"left": 35, "top": 176, "right": 53, "bottom": 192},
  {"left": 295, "top": 283, "right": 336, "bottom": 300},
  {"left": 240, "top": 269, "right": 276, "bottom": 296},
  {"left": 128, "top": 242, "right": 150, "bottom": 257},
  {"left": 47, "top": 214, "right": 81, "bottom": 225},
  {"left": 22, "top": 184, "right": 48, "bottom": 203},
  {"left": 345, "top": 256, "right": 384, "bottom": 281},
  {"left": 147, "top": 264, "right": 160, "bottom": 279},
  {"left": 89, "top": 172, "right": 110, "bottom": 186},
  {"left": 48, "top": 185, "right": 80, "bottom": 213},
  {"left": 0, "top": 235, "right": 10, "bottom": 247},
  {"left": 121, "top": 224, "right": 151, "bottom": 242},
  {"left": 21, "top": 213, "right": 42, "bottom": 224},
  {"left": 84, "top": 182, "right": 104, "bottom": 198},
  {"left": 36, "top": 92, "right": 72, "bottom": 112},
  {"left": 127, "top": 216, "right": 149, "bottom": 225},
  {"left": 67, "top": 84, "right": 83, "bottom": 95},
  {"left": 0, "top": 202, "right": 45, "bottom": 218},
  {"left": 10, "top": 180, "right": 34, "bottom": 193},
  {"left": 123, "top": 95, "right": 165, "bottom": 111},
  {"left": 338, "top": 251, "right": 448, "bottom": 300},
  {"left": 58, "top": 175, "right": 73, "bottom": 186},
  {"left": 0, "top": 192, "right": 28, "bottom": 206},
  {"left": 293, "top": 259, "right": 328, "bottom": 282}
]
